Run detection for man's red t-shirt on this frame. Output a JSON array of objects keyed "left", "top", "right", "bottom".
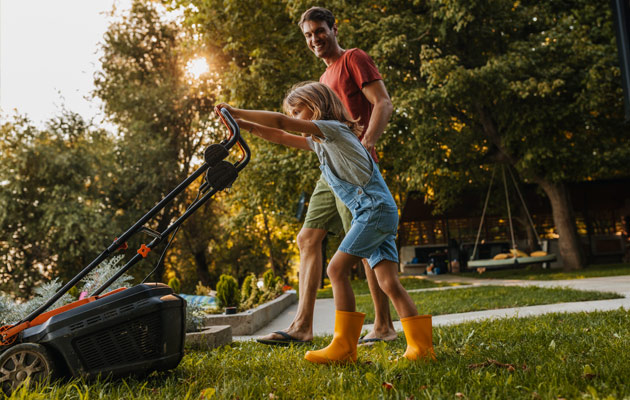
[{"left": 320, "top": 48, "right": 382, "bottom": 161}]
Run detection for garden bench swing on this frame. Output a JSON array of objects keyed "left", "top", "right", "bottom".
[{"left": 467, "top": 164, "right": 556, "bottom": 270}]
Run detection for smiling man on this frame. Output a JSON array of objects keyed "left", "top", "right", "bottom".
[{"left": 256, "top": 6, "right": 395, "bottom": 346}]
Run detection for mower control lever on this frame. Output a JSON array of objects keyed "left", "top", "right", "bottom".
[{"left": 140, "top": 227, "right": 162, "bottom": 240}]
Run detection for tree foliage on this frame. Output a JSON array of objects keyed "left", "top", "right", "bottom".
[
  {"left": 169, "top": 0, "right": 629, "bottom": 270},
  {"left": 374, "top": 0, "right": 628, "bottom": 269},
  {"left": 164, "top": 0, "right": 317, "bottom": 277},
  {"left": 94, "top": 0, "right": 232, "bottom": 286},
  {"left": 2, "top": 0, "right": 627, "bottom": 300},
  {"left": 0, "top": 112, "right": 119, "bottom": 296}
]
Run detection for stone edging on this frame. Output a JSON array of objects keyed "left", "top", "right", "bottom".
[
  {"left": 185, "top": 325, "right": 232, "bottom": 349},
  {"left": 201, "top": 292, "right": 297, "bottom": 335}
]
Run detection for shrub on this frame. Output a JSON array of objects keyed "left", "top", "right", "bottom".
[
  {"left": 258, "top": 270, "right": 283, "bottom": 305},
  {"left": 216, "top": 274, "right": 240, "bottom": 308},
  {"left": 237, "top": 271, "right": 285, "bottom": 311},
  {"left": 185, "top": 303, "right": 207, "bottom": 332},
  {"left": 168, "top": 277, "right": 181, "bottom": 293},
  {"left": 240, "top": 275, "right": 261, "bottom": 311},
  {"left": 262, "top": 270, "right": 275, "bottom": 290},
  {"left": 0, "top": 287, "right": 67, "bottom": 326},
  {"left": 195, "top": 281, "right": 212, "bottom": 296},
  {"left": 81, "top": 254, "right": 133, "bottom": 294},
  {"left": 1, "top": 255, "right": 132, "bottom": 326},
  {"left": 241, "top": 273, "right": 256, "bottom": 300}
]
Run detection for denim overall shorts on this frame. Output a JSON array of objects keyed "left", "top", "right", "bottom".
[{"left": 320, "top": 156, "right": 399, "bottom": 268}]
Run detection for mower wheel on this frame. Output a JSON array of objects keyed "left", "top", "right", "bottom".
[{"left": 0, "top": 343, "right": 56, "bottom": 395}]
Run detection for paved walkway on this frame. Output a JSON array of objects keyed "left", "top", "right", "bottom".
[{"left": 234, "top": 275, "right": 630, "bottom": 341}]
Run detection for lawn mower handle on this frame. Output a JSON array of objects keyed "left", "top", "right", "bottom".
[
  {"left": 89, "top": 109, "right": 250, "bottom": 295},
  {"left": 218, "top": 106, "right": 251, "bottom": 172},
  {"left": 15, "top": 108, "right": 249, "bottom": 326}
]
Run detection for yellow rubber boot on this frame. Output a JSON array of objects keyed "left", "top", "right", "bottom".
[
  {"left": 304, "top": 310, "right": 365, "bottom": 364},
  {"left": 401, "top": 315, "right": 436, "bottom": 361}
]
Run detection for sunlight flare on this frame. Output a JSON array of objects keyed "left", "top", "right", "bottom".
[{"left": 185, "top": 57, "right": 209, "bottom": 79}]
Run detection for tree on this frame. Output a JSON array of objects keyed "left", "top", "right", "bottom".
[
  {"left": 324, "top": 0, "right": 629, "bottom": 270},
  {"left": 94, "top": 0, "right": 223, "bottom": 284},
  {"left": 0, "top": 112, "right": 119, "bottom": 297},
  {"left": 399, "top": 0, "right": 628, "bottom": 270},
  {"left": 165, "top": 0, "right": 319, "bottom": 277},
  {"left": 168, "top": 0, "right": 630, "bottom": 271}
]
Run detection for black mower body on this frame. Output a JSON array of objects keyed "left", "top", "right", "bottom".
[{"left": 19, "top": 283, "right": 185, "bottom": 378}]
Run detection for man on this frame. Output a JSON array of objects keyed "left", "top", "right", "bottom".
[{"left": 257, "top": 6, "right": 396, "bottom": 345}]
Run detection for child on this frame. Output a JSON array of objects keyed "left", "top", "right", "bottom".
[{"left": 217, "top": 82, "right": 435, "bottom": 364}]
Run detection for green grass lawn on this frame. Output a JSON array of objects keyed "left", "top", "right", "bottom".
[
  {"left": 316, "top": 276, "right": 461, "bottom": 299},
  {"left": 459, "top": 262, "right": 630, "bottom": 280},
  {"left": 356, "top": 285, "right": 622, "bottom": 324},
  {"left": 13, "top": 309, "right": 630, "bottom": 399}
]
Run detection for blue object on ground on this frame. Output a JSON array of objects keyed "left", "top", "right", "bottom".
[{"left": 179, "top": 294, "right": 216, "bottom": 307}]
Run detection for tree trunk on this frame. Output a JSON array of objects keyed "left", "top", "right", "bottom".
[
  {"left": 193, "top": 250, "right": 213, "bottom": 287},
  {"left": 536, "top": 179, "right": 585, "bottom": 270},
  {"left": 260, "top": 207, "right": 278, "bottom": 275}
]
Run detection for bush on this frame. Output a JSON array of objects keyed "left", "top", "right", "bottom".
[
  {"left": 81, "top": 254, "right": 133, "bottom": 294},
  {"left": 258, "top": 270, "right": 283, "bottom": 305},
  {"left": 216, "top": 274, "right": 240, "bottom": 308},
  {"left": 195, "top": 281, "right": 212, "bottom": 296},
  {"left": 237, "top": 271, "right": 285, "bottom": 312},
  {"left": 168, "top": 277, "right": 181, "bottom": 293},
  {"left": 1, "top": 255, "right": 132, "bottom": 326},
  {"left": 241, "top": 273, "right": 256, "bottom": 300},
  {"left": 262, "top": 270, "right": 275, "bottom": 290},
  {"left": 185, "top": 303, "right": 207, "bottom": 332},
  {"left": 240, "top": 275, "right": 262, "bottom": 311}
]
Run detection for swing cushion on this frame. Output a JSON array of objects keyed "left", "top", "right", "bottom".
[
  {"left": 509, "top": 249, "right": 529, "bottom": 258},
  {"left": 530, "top": 250, "right": 548, "bottom": 257},
  {"left": 493, "top": 253, "right": 511, "bottom": 260}
]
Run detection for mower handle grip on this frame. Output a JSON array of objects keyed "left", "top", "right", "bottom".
[{"left": 215, "top": 106, "right": 250, "bottom": 171}]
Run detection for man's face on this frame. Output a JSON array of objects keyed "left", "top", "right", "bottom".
[{"left": 301, "top": 20, "right": 337, "bottom": 59}]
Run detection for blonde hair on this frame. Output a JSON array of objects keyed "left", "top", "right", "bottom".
[{"left": 282, "top": 82, "right": 362, "bottom": 137}]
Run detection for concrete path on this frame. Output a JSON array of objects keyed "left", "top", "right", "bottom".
[{"left": 234, "top": 275, "right": 630, "bottom": 341}]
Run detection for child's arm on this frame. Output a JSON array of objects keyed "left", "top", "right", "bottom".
[
  {"left": 236, "top": 119, "right": 311, "bottom": 150},
  {"left": 217, "top": 104, "right": 324, "bottom": 140}
]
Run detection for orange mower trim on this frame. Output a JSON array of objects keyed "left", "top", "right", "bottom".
[
  {"left": 137, "top": 244, "right": 151, "bottom": 258},
  {"left": 0, "top": 287, "right": 126, "bottom": 346}
]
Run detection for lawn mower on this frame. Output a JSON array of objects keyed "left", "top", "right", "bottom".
[{"left": 0, "top": 107, "right": 249, "bottom": 394}]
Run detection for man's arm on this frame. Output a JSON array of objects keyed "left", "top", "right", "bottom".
[{"left": 361, "top": 80, "right": 393, "bottom": 154}]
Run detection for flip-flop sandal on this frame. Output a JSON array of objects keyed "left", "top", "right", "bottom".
[{"left": 256, "top": 331, "right": 312, "bottom": 346}]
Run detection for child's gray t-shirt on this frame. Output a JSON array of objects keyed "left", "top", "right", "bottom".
[{"left": 306, "top": 120, "right": 373, "bottom": 186}]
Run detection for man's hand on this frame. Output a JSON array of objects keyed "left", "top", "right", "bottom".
[{"left": 361, "top": 136, "right": 376, "bottom": 155}]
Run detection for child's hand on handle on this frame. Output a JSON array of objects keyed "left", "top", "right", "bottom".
[
  {"left": 213, "top": 103, "right": 312, "bottom": 150},
  {"left": 215, "top": 103, "right": 252, "bottom": 133},
  {"left": 215, "top": 103, "right": 237, "bottom": 117}
]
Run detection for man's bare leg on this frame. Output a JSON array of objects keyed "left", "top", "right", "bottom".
[
  {"left": 359, "top": 259, "right": 397, "bottom": 343},
  {"left": 257, "top": 227, "right": 327, "bottom": 342}
]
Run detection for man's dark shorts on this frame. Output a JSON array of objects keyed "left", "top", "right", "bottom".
[{"left": 303, "top": 175, "right": 352, "bottom": 235}]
